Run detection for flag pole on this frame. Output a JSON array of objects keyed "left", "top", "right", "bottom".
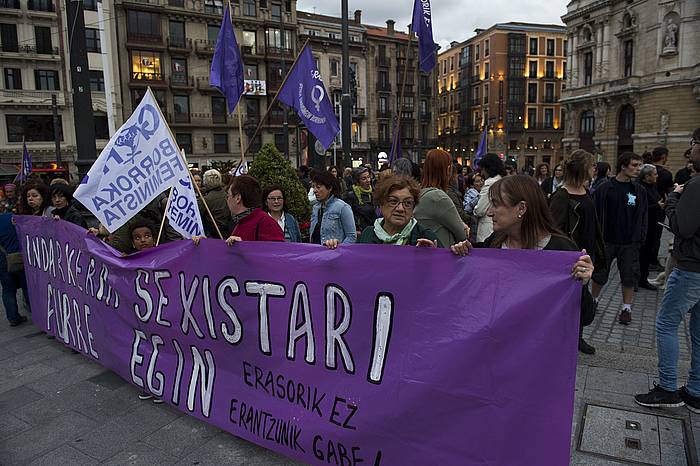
[
  {"left": 391, "top": 28, "right": 413, "bottom": 163},
  {"left": 144, "top": 87, "right": 225, "bottom": 239},
  {"left": 240, "top": 38, "right": 311, "bottom": 158},
  {"left": 226, "top": 0, "right": 248, "bottom": 169},
  {"left": 156, "top": 189, "right": 173, "bottom": 246}
]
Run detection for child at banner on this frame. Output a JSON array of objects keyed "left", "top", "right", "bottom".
[{"left": 127, "top": 219, "right": 164, "bottom": 404}]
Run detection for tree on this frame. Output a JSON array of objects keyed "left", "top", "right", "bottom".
[{"left": 248, "top": 144, "right": 311, "bottom": 223}]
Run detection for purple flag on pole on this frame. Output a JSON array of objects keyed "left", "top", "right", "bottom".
[
  {"left": 210, "top": 4, "right": 244, "bottom": 113},
  {"left": 389, "top": 119, "right": 402, "bottom": 163},
  {"left": 474, "top": 124, "right": 488, "bottom": 168},
  {"left": 15, "top": 141, "right": 32, "bottom": 183},
  {"left": 411, "top": 0, "right": 439, "bottom": 73},
  {"left": 277, "top": 45, "right": 339, "bottom": 151}
]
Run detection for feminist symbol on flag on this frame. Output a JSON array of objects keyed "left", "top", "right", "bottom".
[{"left": 311, "top": 85, "right": 325, "bottom": 111}]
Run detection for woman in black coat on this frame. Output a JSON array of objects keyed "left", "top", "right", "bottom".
[{"left": 50, "top": 184, "right": 88, "bottom": 228}]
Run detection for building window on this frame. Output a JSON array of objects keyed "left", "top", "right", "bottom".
[
  {"left": 484, "top": 62, "right": 490, "bottom": 80},
  {"left": 207, "top": 25, "right": 219, "bottom": 44},
  {"left": 28, "top": 0, "right": 54, "bottom": 11},
  {"left": 35, "top": 69, "right": 59, "bottom": 90},
  {"left": 265, "top": 28, "right": 292, "bottom": 49},
  {"left": 584, "top": 52, "right": 593, "bottom": 85},
  {"left": 546, "top": 39, "right": 555, "bottom": 56},
  {"left": 89, "top": 70, "right": 104, "bottom": 91},
  {"left": 545, "top": 61, "right": 554, "bottom": 78},
  {"left": 544, "top": 108, "right": 554, "bottom": 128},
  {"left": 94, "top": 113, "right": 109, "bottom": 139},
  {"left": 212, "top": 96, "right": 226, "bottom": 123},
  {"left": 527, "top": 83, "right": 537, "bottom": 103},
  {"left": 274, "top": 133, "right": 286, "bottom": 151},
  {"left": 330, "top": 59, "right": 339, "bottom": 77},
  {"left": 242, "top": 30, "right": 256, "bottom": 54},
  {"left": 563, "top": 40, "right": 568, "bottom": 56},
  {"left": 35, "top": 26, "right": 53, "bottom": 54},
  {"left": 245, "top": 98, "right": 259, "bottom": 120},
  {"left": 0, "top": 24, "right": 18, "bottom": 52},
  {"left": 623, "top": 40, "right": 633, "bottom": 77},
  {"left": 484, "top": 39, "right": 489, "bottom": 57},
  {"left": 131, "top": 89, "right": 166, "bottom": 110},
  {"left": 204, "top": 0, "right": 223, "bottom": 14},
  {"left": 126, "top": 11, "right": 161, "bottom": 41},
  {"left": 171, "top": 57, "right": 187, "bottom": 84},
  {"left": 563, "top": 61, "right": 567, "bottom": 80},
  {"left": 379, "top": 96, "right": 387, "bottom": 114},
  {"left": 475, "top": 44, "right": 480, "bottom": 60},
  {"left": 84, "top": 28, "right": 100, "bottom": 53},
  {"left": 83, "top": 0, "right": 97, "bottom": 10},
  {"left": 527, "top": 108, "right": 537, "bottom": 128},
  {"left": 271, "top": 2, "right": 281, "bottom": 20},
  {"left": 173, "top": 95, "right": 189, "bottom": 123},
  {"left": 580, "top": 110, "right": 594, "bottom": 134},
  {"left": 131, "top": 51, "right": 162, "bottom": 80},
  {"left": 483, "top": 84, "right": 489, "bottom": 104},
  {"left": 379, "top": 123, "right": 389, "bottom": 142},
  {"left": 420, "top": 99, "right": 428, "bottom": 116},
  {"left": 169, "top": 21, "right": 185, "bottom": 48},
  {"left": 4, "top": 68, "right": 22, "bottom": 89},
  {"left": 244, "top": 63, "right": 258, "bottom": 79},
  {"left": 6, "top": 114, "right": 62, "bottom": 142},
  {"left": 243, "top": 0, "right": 255, "bottom": 16},
  {"left": 214, "top": 133, "right": 228, "bottom": 153},
  {"left": 529, "top": 37, "right": 538, "bottom": 55},
  {"left": 378, "top": 70, "right": 388, "bottom": 89},
  {"left": 176, "top": 133, "right": 192, "bottom": 154},
  {"left": 560, "top": 108, "right": 566, "bottom": 131},
  {"left": 545, "top": 82, "right": 554, "bottom": 103},
  {"left": 529, "top": 60, "right": 537, "bottom": 78}
]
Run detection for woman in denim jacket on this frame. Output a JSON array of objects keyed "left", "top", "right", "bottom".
[{"left": 309, "top": 170, "right": 356, "bottom": 248}]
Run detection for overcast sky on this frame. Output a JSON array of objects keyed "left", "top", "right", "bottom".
[{"left": 296, "top": 0, "right": 569, "bottom": 48}]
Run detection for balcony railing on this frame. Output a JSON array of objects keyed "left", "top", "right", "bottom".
[
  {"left": 194, "top": 39, "right": 216, "bottom": 54},
  {"left": 377, "top": 55, "right": 389, "bottom": 67},
  {"left": 377, "top": 82, "right": 391, "bottom": 92},
  {"left": 351, "top": 108, "right": 366, "bottom": 118},
  {"left": 27, "top": 0, "right": 54, "bottom": 11},
  {"left": 376, "top": 109, "right": 391, "bottom": 118},
  {"left": 1, "top": 43, "right": 59, "bottom": 55},
  {"left": 169, "top": 73, "right": 194, "bottom": 88},
  {"left": 131, "top": 71, "right": 164, "bottom": 81},
  {"left": 471, "top": 98, "right": 481, "bottom": 106},
  {"left": 543, "top": 95, "right": 556, "bottom": 103},
  {"left": 167, "top": 37, "right": 192, "bottom": 50},
  {"left": 419, "top": 112, "right": 431, "bottom": 121},
  {"left": 266, "top": 47, "right": 293, "bottom": 58},
  {"left": 471, "top": 75, "right": 481, "bottom": 82},
  {"left": 203, "top": 3, "right": 222, "bottom": 14},
  {"left": 0, "top": 0, "right": 20, "bottom": 8},
  {"left": 241, "top": 45, "right": 258, "bottom": 55},
  {"left": 127, "top": 33, "right": 163, "bottom": 45}
]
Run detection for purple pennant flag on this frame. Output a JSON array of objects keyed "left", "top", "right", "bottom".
[
  {"left": 474, "top": 124, "right": 488, "bottom": 169},
  {"left": 277, "top": 45, "right": 340, "bottom": 151},
  {"left": 389, "top": 119, "right": 402, "bottom": 163},
  {"left": 15, "top": 141, "right": 32, "bottom": 183},
  {"left": 210, "top": 4, "right": 244, "bottom": 113},
  {"left": 411, "top": 0, "right": 439, "bottom": 73}
]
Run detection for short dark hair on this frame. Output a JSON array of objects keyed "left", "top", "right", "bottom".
[
  {"left": 652, "top": 146, "right": 669, "bottom": 163},
  {"left": 693, "top": 127, "right": 700, "bottom": 140},
  {"left": 373, "top": 175, "right": 421, "bottom": 207},
  {"left": 18, "top": 181, "right": 50, "bottom": 215},
  {"left": 50, "top": 184, "right": 73, "bottom": 202},
  {"left": 480, "top": 153, "right": 506, "bottom": 178},
  {"left": 563, "top": 149, "right": 595, "bottom": 188},
  {"left": 595, "top": 161, "right": 611, "bottom": 179},
  {"left": 616, "top": 152, "right": 643, "bottom": 173},
  {"left": 129, "top": 218, "right": 156, "bottom": 240},
  {"left": 467, "top": 172, "right": 483, "bottom": 188},
  {"left": 261, "top": 184, "right": 287, "bottom": 212},
  {"left": 310, "top": 169, "right": 340, "bottom": 196},
  {"left": 228, "top": 175, "right": 262, "bottom": 209}
]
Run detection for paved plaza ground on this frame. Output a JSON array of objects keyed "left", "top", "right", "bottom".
[{"left": 1, "top": 241, "right": 699, "bottom": 465}]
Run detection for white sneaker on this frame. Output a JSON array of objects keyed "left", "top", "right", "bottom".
[
  {"left": 152, "top": 398, "right": 165, "bottom": 404},
  {"left": 138, "top": 393, "right": 154, "bottom": 401}
]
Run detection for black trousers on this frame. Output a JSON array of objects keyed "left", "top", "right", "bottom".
[{"left": 639, "top": 220, "right": 663, "bottom": 283}]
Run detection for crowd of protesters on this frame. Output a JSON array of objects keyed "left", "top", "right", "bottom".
[{"left": 2, "top": 129, "right": 700, "bottom": 412}]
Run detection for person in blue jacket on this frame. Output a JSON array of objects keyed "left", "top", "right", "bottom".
[{"left": 0, "top": 213, "right": 30, "bottom": 326}]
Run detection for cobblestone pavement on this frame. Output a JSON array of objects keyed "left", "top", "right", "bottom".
[{"left": 1, "top": 235, "right": 698, "bottom": 465}]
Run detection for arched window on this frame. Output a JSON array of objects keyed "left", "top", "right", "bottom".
[
  {"left": 583, "top": 27, "right": 593, "bottom": 42},
  {"left": 617, "top": 105, "right": 635, "bottom": 155},
  {"left": 623, "top": 13, "right": 633, "bottom": 29},
  {"left": 579, "top": 110, "right": 595, "bottom": 152}
]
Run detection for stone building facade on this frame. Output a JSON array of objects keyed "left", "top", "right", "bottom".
[
  {"left": 436, "top": 40, "right": 463, "bottom": 161},
  {"left": 297, "top": 10, "right": 369, "bottom": 168},
  {"left": 365, "top": 19, "right": 437, "bottom": 167},
  {"left": 561, "top": 0, "right": 700, "bottom": 171}
]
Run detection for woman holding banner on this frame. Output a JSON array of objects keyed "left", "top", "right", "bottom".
[
  {"left": 18, "top": 182, "right": 53, "bottom": 217},
  {"left": 357, "top": 175, "right": 440, "bottom": 247},
  {"left": 262, "top": 185, "right": 302, "bottom": 243}
]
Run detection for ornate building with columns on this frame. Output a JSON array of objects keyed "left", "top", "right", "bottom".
[{"left": 560, "top": 0, "right": 700, "bottom": 171}]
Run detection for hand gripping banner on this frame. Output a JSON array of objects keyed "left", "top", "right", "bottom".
[{"left": 16, "top": 217, "right": 581, "bottom": 466}]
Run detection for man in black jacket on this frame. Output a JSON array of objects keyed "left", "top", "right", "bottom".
[
  {"left": 635, "top": 128, "right": 700, "bottom": 412},
  {"left": 592, "top": 152, "right": 647, "bottom": 325}
]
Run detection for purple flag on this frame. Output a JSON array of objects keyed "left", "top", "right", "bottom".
[
  {"left": 277, "top": 45, "right": 339, "bottom": 151},
  {"left": 15, "top": 141, "right": 32, "bottom": 183},
  {"left": 411, "top": 0, "right": 439, "bottom": 73},
  {"left": 210, "top": 4, "right": 244, "bottom": 113},
  {"left": 17, "top": 215, "right": 581, "bottom": 466},
  {"left": 389, "top": 119, "right": 402, "bottom": 163},
  {"left": 474, "top": 123, "right": 488, "bottom": 169}
]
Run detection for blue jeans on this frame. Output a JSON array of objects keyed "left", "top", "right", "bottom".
[
  {"left": 0, "top": 255, "right": 29, "bottom": 323},
  {"left": 656, "top": 268, "right": 700, "bottom": 397}
]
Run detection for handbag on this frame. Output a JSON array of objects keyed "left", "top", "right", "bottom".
[{"left": 0, "top": 245, "right": 24, "bottom": 273}]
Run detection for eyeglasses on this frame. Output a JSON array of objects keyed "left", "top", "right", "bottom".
[
  {"left": 386, "top": 197, "right": 415, "bottom": 209},
  {"left": 267, "top": 197, "right": 284, "bottom": 202}
]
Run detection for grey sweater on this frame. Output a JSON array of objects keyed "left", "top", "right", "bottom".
[
  {"left": 414, "top": 187, "right": 467, "bottom": 248},
  {"left": 666, "top": 176, "right": 700, "bottom": 272}
]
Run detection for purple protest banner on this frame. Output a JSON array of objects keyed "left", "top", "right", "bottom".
[{"left": 16, "top": 216, "right": 581, "bottom": 465}]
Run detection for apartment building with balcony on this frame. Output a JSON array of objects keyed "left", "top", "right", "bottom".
[
  {"left": 366, "top": 19, "right": 437, "bottom": 167},
  {"left": 297, "top": 9, "right": 368, "bottom": 168},
  {"left": 436, "top": 40, "right": 465, "bottom": 163},
  {"left": 457, "top": 22, "right": 567, "bottom": 169},
  {"left": 115, "top": 0, "right": 299, "bottom": 167},
  {"left": 0, "top": 0, "right": 75, "bottom": 179}
]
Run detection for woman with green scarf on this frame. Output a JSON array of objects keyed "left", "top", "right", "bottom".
[
  {"left": 358, "top": 175, "right": 441, "bottom": 247},
  {"left": 345, "top": 167, "right": 377, "bottom": 236}
]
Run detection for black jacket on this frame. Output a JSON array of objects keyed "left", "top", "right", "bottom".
[
  {"left": 53, "top": 203, "right": 88, "bottom": 229},
  {"left": 667, "top": 176, "right": 700, "bottom": 272},
  {"left": 593, "top": 178, "right": 648, "bottom": 244},
  {"left": 549, "top": 188, "right": 607, "bottom": 278},
  {"left": 344, "top": 189, "right": 377, "bottom": 232}
]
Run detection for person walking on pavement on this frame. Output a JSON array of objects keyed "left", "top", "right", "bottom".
[
  {"left": 635, "top": 129, "right": 700, "bottom": 412},
  {"left": 651, "top": 147, "right": 674, "bottom": 270},
  {"left": 638, "top": 164, "right": 665, "bottom": 290},
  {"left": 0, "top": 213, "right": 30, "bottom": 327},
  {"left": 591, "top": 152, "right": 647, "bottom": 325}
]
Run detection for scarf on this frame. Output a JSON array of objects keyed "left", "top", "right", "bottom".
[
  {"left": 373, "top": 218, "right": 417, "bottom": 245},
  {"left": 353, "top": 185, "right": 373, "bottom": 206}
]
